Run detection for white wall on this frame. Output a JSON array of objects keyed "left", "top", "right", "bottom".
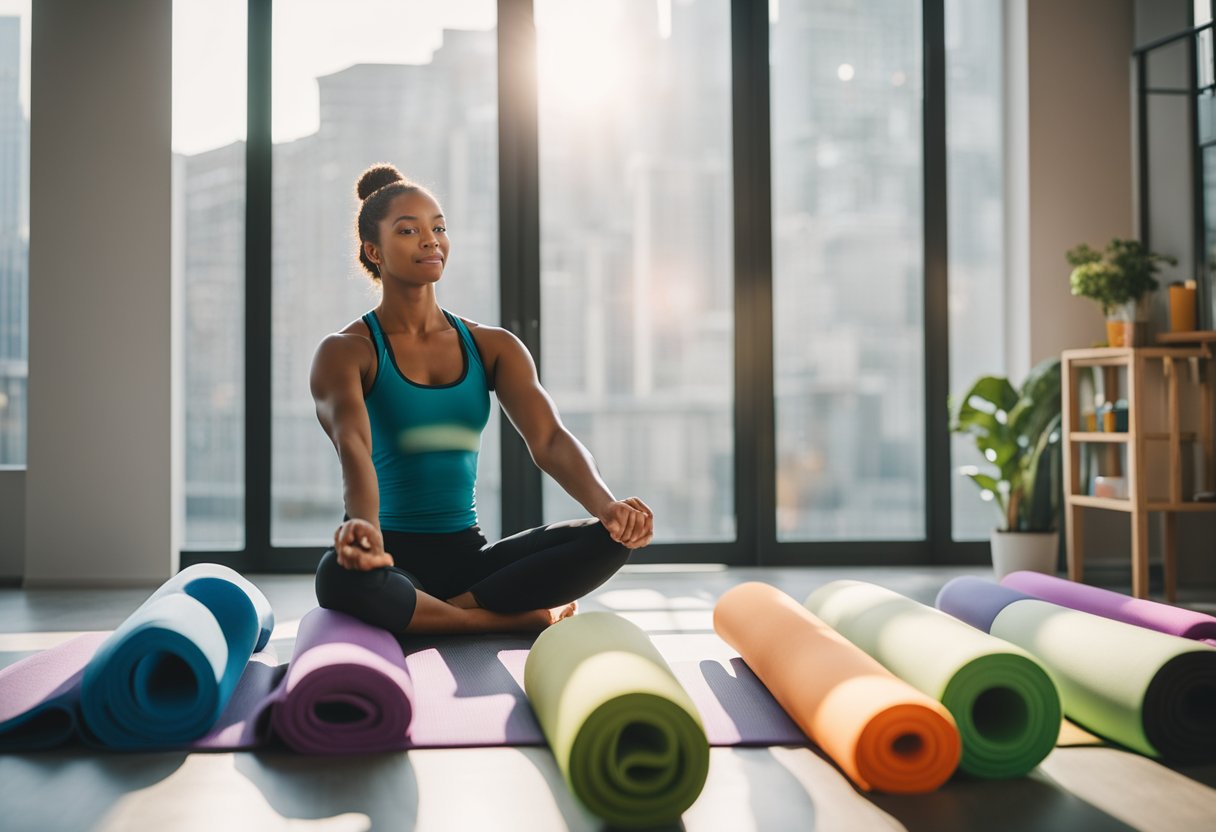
[{"left": 23, "top": 0, "right": 175, "bottom": 586}]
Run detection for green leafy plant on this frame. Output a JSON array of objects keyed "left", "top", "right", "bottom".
[
  {"left": 1067, "top": 238, "right": 1177, "bottom": 315},
  {"left": 949, "top": 357, "right": 1062, "bottom": 532}
]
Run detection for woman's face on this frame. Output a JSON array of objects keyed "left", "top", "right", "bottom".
[{"left": 368, "top": 190, "right": 450, "bottom": 284}]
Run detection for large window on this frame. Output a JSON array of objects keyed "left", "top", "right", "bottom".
[
  {"left": 0, "top": 1, "right": 29, "bottom": 467},
  {"left": 174, "top": 0, "right": 247, "bottom": 548},
  {"left": 536, "top": 0, "right": 735, "bottom": 541},
  {"left": 177, "top": 1, "right": 1005, "bottom": 567},
  {"left": 269, "top": 1, "right": 501, "bottom": 544},
  {"left": 771, "top": 0, "right": 926, "bottom": 540}
]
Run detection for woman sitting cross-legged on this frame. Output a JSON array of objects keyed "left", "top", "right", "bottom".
[{"left": 312, "top": 163, "right": 653, "bottom": 634}]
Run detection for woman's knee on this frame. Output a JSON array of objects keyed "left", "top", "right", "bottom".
[
  {"left": 584, "top": 520, "right": 631, "bottom": 571},
  {"left": 314, "top": 549, "right": 418, "bottom": 632}
]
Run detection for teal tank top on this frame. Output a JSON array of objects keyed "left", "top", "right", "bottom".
[{"left": 362, "top": 309, "right": 491, "bottom": 533}]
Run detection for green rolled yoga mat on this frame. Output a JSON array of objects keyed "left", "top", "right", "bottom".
[
  {"left": 805, "top": 580, "right": 1061, "bottom": 778},
  {"left": 523, "top": 612, "right": 710, "bottom": 829}
]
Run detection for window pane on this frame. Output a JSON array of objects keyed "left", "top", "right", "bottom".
[
  {"left": 536, "top": 0, "right": 735, "bottom": 542},
  {"left": 772, "top": 0, "right": 924, "bottom": 541},
  {"left": 0, "top": 2, "right": 29, "bottom": 466},
  {"left": 174, "top": 0, "right": 246, "bottom": 548},
  {"left": 271, "top": 1, "right": 500, "bottom": 545},
  {"left": 946, "top": 0, "right": 1005, "bottom": 540}
]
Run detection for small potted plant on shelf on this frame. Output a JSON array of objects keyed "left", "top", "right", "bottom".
[
  {"left": 1066, "top": 238, "right": 1177, "bottom": 347},
  {"left": 949, "top": 357, "right": 1062, "bottom": 579}
]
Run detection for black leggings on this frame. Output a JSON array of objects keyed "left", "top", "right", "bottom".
[{"left": 314, "top": 518, "right": 630, "bottom": 633}]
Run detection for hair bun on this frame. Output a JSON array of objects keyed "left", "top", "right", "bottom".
[{"left": 356, "top": 164, "right": 405, "bottom": 201}]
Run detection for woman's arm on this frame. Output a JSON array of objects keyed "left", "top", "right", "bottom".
[
  {"left": 310, "top": 333, "right": 394, "bottom": 570},
  {"left": 489, "top": 328, "right": 654, "bottom": 548}
]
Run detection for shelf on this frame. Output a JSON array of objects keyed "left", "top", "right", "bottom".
[
  {"left": 1146, "top": 501, "right": 1216, "bottom": 512},
  {"left": 1066, "top": 494, "right": 1216, "bottom": 512},
  {"left": 1063, "top": 344, "right": 1216, "bottom": 601},
  {"left": 1066, "top": 495, "right": 1132, "bottom": 511},
  {"left": 1067, "top": 431, "right": 1197, "bottom": 443},
  {"left": 1155, "top": 330, "right": 1216, "bottom": 345},
  {"left": 1061, "top": 346, "right": 1209, "bottom": 365}
]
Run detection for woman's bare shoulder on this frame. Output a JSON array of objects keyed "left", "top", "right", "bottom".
[
  {"left": 456, "top": 317, "right": 518, "bottom": 344},
  {"left": 313, "top": 319, "right": 375, "bottom": 372}
]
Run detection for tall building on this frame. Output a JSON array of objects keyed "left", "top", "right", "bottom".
[{"left": 0, "top": 16, "right": 29, "bottom": 466}]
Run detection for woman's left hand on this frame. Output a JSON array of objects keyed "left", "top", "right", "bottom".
[{"left": 598, "top": 497, "right": 654, "bottom": 549}]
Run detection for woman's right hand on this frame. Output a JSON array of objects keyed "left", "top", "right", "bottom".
[{"left": 333, "top": 518, "right": 395, "bottom": 571}]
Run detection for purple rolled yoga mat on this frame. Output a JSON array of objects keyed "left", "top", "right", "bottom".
[
  {"left": 257, "top": 607, "right": 417, "bottom": 755},
  {"left": 1002, "top": 571, "right": 1216, "bottom": 647}
]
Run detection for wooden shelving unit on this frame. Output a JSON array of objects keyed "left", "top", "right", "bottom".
[{"left": 1062, "top": 345, "right": 1216, "bottom": 601}]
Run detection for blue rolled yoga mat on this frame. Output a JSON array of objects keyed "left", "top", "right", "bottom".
[
  {"left": 78, "top": 563, "right": 274, "bottom": 748},
  {"left": 937, "top": 576, "right": 1216, "bottom": 763}
]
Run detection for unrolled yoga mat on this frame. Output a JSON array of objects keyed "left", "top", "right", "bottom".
[
  {"left": 0, "top": 563, "right": 274, "bottom": 750},
  {"left": 1002, "top": 570, "right": 1216, "bottom": 647},
  {"left": 714, "top": 582, "right": 961, "bottom": 794},
  {"left": 0, "top": 632, "right": 111, "bottom": 750},
  {"left": 804, "top": 580, "right": 1060, "bottom": 779},
  {"left": 937, "top": 576, "right": 1216, "bottom": 763},
  {"left": 524, "top": 612, "right": 710, "bottom": 829}
]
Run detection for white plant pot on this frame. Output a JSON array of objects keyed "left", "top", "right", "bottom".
[{"left": 990, "top": 530, "right": 1059, "bottom": 580}]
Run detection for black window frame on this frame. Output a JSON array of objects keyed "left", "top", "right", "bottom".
[{"left": 183, "top": 0, "right": 990, "bottom": 572}]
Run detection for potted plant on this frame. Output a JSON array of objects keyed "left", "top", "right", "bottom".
[
  {"left": 949, "top": 357, "right": 1062, "bottom": 578},
  {"left": 1066, "top": 238, "right": 1177, "bottom": 347}
]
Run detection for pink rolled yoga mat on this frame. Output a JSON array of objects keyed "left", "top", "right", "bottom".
[{"left": 1001, "top": 571, "right": 1216, "bottom": 647}]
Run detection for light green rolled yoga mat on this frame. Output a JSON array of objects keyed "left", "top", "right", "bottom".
[
  {"left": 523, "top": 612, "right": 710, "bottom": 829},
  {"left": 987, "top": 597, "right": 1215, "bottom": 761},
  {"left": 805, "top": 580, "right": 1061, "bottom": 778}
]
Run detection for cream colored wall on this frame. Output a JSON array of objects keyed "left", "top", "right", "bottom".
[{"left": 1005, "top": 0, "right": 1135, "bottom": 383}]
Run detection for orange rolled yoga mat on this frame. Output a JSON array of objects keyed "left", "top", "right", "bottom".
[{"left": 714, "top": 582, "right": 961, "bottom": 793}]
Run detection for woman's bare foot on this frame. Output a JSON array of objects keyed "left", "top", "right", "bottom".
[{"left": 518, "top": 600, "right": 577, "bottom": 631}]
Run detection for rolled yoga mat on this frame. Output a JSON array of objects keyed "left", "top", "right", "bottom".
[
  {"left": 523, "top": 611, "right": 710, "bottom": 829},
  {"left": 249, "top": 606, "right": 416, "bottom": 754},
  {"left": 79, "top": 562, "right": 275, "bottom": 748},
  {"left": 1002, "top": 570, "right": 1216, "bottom": 647},
  {"left": 714, "top": 582, "right": 961, "bottom": 793},
  {"left": 937, "top": 576, "right": 1216, "bottom": 763},
  {"left": 803, "top": 580, "right": 1060, "bottom": 779}
]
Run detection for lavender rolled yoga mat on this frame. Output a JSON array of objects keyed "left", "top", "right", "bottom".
[
  {"left": 251, "top": 606, "right": 416, "bottom": 754},
  {"left": 1002, "top": 570, "right": 1216, "bottom": 647}
]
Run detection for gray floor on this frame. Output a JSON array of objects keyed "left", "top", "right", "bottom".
[{"left": 1, "top": 565, "right": 1214, "bottom": 832}]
